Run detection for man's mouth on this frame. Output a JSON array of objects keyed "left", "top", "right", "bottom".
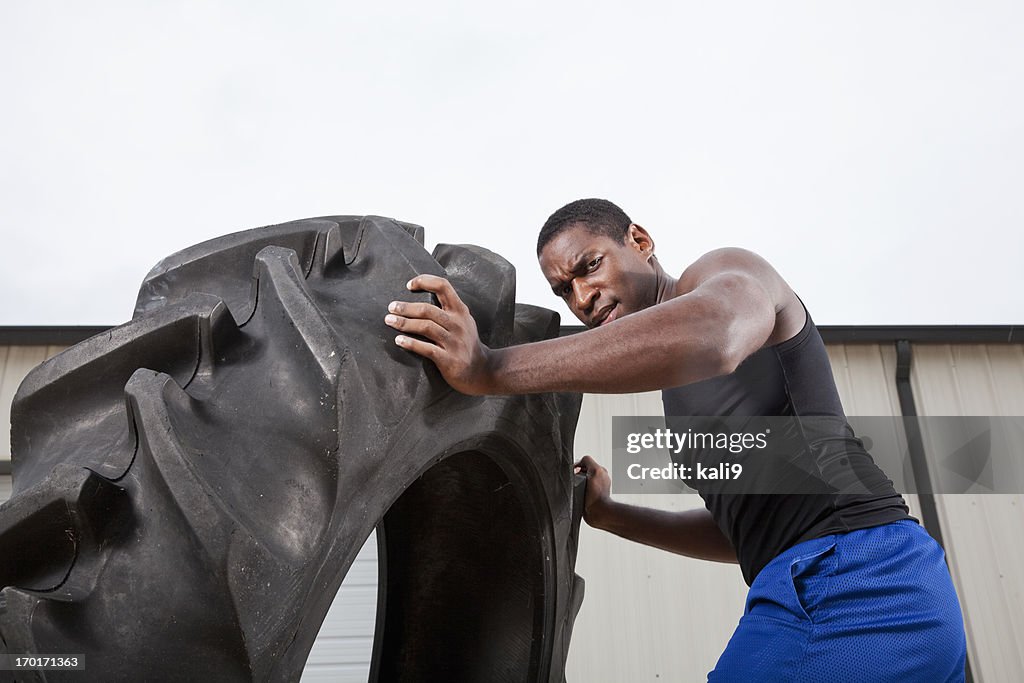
[{"left": 594, "top": 304, "right": 619, "bottom": 327}]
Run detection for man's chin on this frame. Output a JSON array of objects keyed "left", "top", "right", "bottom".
[{"left": 594, "top": 305, "right": 626, "bottom": 328}]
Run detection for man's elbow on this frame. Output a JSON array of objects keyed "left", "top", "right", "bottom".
[
  {"left": 712, "top": 344, "right": 743, "bottom": 378},
  {"left": 701, "top": 322, "right": 764, "bottom": 380},
  {"left": 667, "top": 339, "right": 738, "bottom": 386}
]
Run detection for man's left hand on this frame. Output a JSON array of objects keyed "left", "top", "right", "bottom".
[{"left": 385, "top": 274, "right": 495, "bottom": 395}]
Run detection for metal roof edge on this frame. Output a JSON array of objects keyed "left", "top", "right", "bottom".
[
  {"left": 558, "top": 324, "right": 1021, "bottom": 343},
  {"left": 0, "top": 324, "right": 1020, "bottom": 346},
  {"left": 0, "top": 326, "right": 113, "bottom": 346}
]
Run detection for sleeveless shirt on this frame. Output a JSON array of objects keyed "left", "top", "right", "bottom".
[{"left": 660, "top": 300, "right": 913, "bottom": 585}]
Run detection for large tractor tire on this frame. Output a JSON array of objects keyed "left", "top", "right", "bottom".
[{"left": 0, "top": 216, "right": 585, "bottom": 682}]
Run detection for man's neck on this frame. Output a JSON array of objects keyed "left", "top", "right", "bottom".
[{"left": 653, "top": 261, "right": 680, "bottom": 305}]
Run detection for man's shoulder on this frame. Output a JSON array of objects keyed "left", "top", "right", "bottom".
[
  {"left": 676, "top": 248, "right": 806, "bottom": 346},
  {"left": 675, "top": 247, "right": 779, "bottom": 295}
]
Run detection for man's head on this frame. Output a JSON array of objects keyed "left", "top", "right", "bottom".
[
  {"left": 536, "top": 198, "right": 632, "bottom": 257},
  {"left": 537, "top": 198, "right": 662, "bottom": 328}
]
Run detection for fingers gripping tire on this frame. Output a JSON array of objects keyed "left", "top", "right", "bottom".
[{"left": 0, "top": 216, "right": 586, "bottom": 682}]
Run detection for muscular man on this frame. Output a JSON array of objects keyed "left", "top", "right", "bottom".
[{"left": 383, "top": 198, "right": 967, "bottom": 682}]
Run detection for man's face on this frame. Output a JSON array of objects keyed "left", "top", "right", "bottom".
[{"left": 538, "top": 223, "right": 658, "bottom": 329}]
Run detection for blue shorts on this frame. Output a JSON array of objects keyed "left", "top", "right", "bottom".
[{"left": 708, "top": 520, "right": 967, "bottom": 682}]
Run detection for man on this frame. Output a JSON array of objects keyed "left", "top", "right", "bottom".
[{"left": 383, "top": 198, "right": 967, "bottom": 681}]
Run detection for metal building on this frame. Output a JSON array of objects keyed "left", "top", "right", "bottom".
[{"left": 1, "top": 325, "right": 1022, "bottom": 682}]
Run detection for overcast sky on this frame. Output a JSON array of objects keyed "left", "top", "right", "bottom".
[{"left": 2, "top": 2, "right": 1022, "bottom": 326}]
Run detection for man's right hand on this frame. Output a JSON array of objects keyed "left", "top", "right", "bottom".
[
  {"left": 574, "top": 455, "right": 613, "bottom": 529},
  {"left": 386, "top": 275, "right": 497, "bottom": 396},
  {"left": 572, "top": 455, "right": 739, "bottom": 564}
]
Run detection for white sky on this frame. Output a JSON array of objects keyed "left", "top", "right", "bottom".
[{"left": 2, "top": 2, "right": 1022, "bottom": 326}]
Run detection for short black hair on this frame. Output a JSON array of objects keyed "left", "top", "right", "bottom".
[{"left": 536, "top": 198, "right": 632, "bottom": 256}]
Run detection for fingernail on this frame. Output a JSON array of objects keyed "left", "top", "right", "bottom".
[
  {"left": 385, "top": 314, "right": 398, "bottom": 325},
  {"left": 388, "top": 301, "right": 399, "bottom": 312},
  {"left": 406, "top": 279, "right": 414, "bottom": 289},
  {"left": 395, "top": 335, "right": 407, "bottom": 345}
]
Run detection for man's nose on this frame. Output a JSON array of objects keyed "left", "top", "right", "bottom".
[{"left": 572, "top": 279, "right": 597, "bottom": 310}]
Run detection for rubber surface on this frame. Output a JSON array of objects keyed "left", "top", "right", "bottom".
[{"left": 0, "top": 216, "right": 585, "bottom": 682}]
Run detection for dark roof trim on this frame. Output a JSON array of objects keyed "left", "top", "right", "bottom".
[
  {"left": 559, "top": 324, "right": 1022, "bottom": 344},
  {"left": 0, "top": 326, "right": 112, "bottom": 346},
  {"left": 0, "top": 324, "right": 1020, "bottom": 346},
  {"left": 818, "top": 325, "right": 1021, "bottom": 344}
]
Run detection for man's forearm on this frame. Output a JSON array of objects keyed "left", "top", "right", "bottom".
[
  {"left": 483, "top": 290, "right": 740, "bottom": 395},
  {"left": 590, "top": 500, "right": 738, "bottom": 565}
]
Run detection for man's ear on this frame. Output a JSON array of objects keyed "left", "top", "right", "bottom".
[{"left": 627, "top": 223, "right": 655, "bottom": 259}]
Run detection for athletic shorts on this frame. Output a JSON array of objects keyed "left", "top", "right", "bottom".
[{"left": 708, "top": 519, "right": 967, "bottom": 682}]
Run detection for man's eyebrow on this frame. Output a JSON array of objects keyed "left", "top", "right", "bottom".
[
  {"left": 567, "top": 252, "right": 593, "bottom": 273},
  {"left": 548, "top": 254, "right": 592, "bottom": 294},
  {"left": 548, "top": 271, "right": 573, "bottom": 295}
]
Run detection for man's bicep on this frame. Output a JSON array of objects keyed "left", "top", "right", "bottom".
[{"left": 678, "top": 250, "right": 781, "bottom": 366}]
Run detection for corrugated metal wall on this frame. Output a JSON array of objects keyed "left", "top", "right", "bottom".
[
  {"left": 1, "top": 345, "right": 66, "bottom": 461},
  {"left": 912, "top": 345, "right": 1024, "bottom": 682},
  {"left": 2, "top": 341, "right": 1023, "bottom": 681},
  {"left": 0, "top": 474, "right": 11, "bottom": 507},
  {"left": 302, "top": 533, "right": 378, "bottom": 682},
  {"left": 564, "top": 390, "right": 749, "bottom": 681}
]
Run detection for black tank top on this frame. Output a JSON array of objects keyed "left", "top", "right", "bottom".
[{"left": 661, "top": 300, "right": 913, "bottom": 585}]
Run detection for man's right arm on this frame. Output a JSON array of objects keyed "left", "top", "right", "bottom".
[{"left": 577, "top": 455, "right": 738, "bottom": 565}]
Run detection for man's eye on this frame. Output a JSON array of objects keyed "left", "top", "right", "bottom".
[
  {"left": 586, "top": 257, "right": 602, "bottom": 271},
  {"left": 560, "top": 283, "right": 572, "bottom": 297}
]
